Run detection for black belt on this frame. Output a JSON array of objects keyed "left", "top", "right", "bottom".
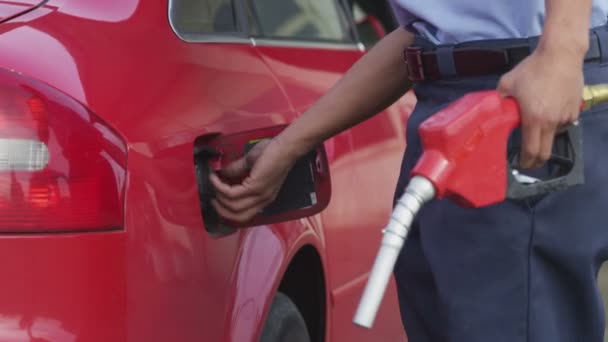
[{"left": 404, "top": 33, "right": 605, "bottom": 82}]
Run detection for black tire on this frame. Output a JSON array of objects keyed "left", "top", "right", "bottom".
[{"left": 260, "top": 292, "right": 311, "bottom": 342}]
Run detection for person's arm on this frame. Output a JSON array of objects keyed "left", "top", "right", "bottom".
[
  {"left": 209, "top": 28, "right": 414, "bottom": 222},
  {"left": 543, "top": 0, "right": 592, "bottom": 53},
  {"left": 276, "top": 28, "right": 414, "bottom": 158},
  {"left": 497, "top": 0, "right": 592, "bottom": 169}
]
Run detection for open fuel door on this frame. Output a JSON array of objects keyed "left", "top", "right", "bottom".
[{"left": 194, "top": 125, "right": 331, "bottom": 237}]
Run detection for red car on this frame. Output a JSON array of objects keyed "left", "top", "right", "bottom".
[{"left": 0, "top": 0, "right": 416, "bottom": 341}]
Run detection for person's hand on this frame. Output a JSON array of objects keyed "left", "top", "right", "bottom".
[
  {"left": 497, "top": 45, "right": 585, "bottom": 169},
  {"left": 209, "top": 138, "right": 297, "bottom": 223}
]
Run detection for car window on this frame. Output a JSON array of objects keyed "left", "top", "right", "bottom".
[
  {"left": 170, "top": 0, "right": 239, "bottom": 35},
  {"left": 250, "top": 0, "right": 353, "bottom": 42},
  {"left": 347, "top": 0, "right": 397, "bottom": 47},
  {"left": 347, "top": 0, "right": 397, "bottom": 32}
]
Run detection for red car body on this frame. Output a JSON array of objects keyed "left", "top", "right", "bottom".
[{"left": 0, "top": 0, "right": 416, "bottom": 341}]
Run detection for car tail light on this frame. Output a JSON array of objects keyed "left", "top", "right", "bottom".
[{"left": 0, "top": 69, "right": 126, "bottom": 233}]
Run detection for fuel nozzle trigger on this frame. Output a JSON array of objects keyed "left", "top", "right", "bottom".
[{"left": 506, "top": 121, "right": 584, "bottom": 200}]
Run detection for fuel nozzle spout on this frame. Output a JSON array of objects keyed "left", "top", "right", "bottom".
[
  {"left": 353, "top": 176, "right": 436, "bottom": 329},
  {"left": 582, "top": 84, "right": 608, "bottom": 111}
]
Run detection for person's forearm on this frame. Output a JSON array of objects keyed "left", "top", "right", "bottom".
[
  {"left": 539, "top": 0, "right": 592, "bottom": 58},
  {"left": 276, "top": 28, "right": 414, "bottom": 158}
]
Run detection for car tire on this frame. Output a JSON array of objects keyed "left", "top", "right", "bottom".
[{"left": 260, "top": 292, "right": 311, "bottom": 342}]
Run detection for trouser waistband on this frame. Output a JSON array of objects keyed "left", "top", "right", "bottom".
[{"left": 405, "top": 23, "right": 608, "bottom": 82}]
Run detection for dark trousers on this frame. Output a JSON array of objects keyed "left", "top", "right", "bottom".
[{"left": 393, "top": 25, "right": 608, "bottom": 342}]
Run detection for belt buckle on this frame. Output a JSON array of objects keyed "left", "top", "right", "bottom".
[{"left": 404, "top": 46, "right": 425, "bottom": 81}]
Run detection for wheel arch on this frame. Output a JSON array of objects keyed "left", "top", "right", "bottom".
[
  {"left": 224, "top": 224, "right": 328, "bottom": 342},
  {"left": 276, "top": 244, "right": 326, "bottom": 342}
]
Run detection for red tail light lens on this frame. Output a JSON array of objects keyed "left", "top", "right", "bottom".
[{"left": 0, "top": 69, "right": 126, "bottom": 232}]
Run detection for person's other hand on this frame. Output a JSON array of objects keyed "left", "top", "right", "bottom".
[
  {"left": 497, "top": 45, "right": 584, "bottom": 169},
  {"left": 209, "top": 138, "right": 297, "bottom": 223}
]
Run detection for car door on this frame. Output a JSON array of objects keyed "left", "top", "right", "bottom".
[
  {"left": 245, "top": 0, "right": 412, "bottom": 340},
  {"left": 138, "top": 1, "right": 302, "bottom": 341}
]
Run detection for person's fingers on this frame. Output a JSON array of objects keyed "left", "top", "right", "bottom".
[
  {"left": 520, "top": 120, "right": 542, "bottom": 169},
  {"left": 211, "top": 198, "right": 271, "bottom": 223},
  {"left": 534, "top": 126, "right": 556, "bottom": 169},
  {"left": 214, "top": 191, "right": 266, "bottom": 213},
  {"left": 212, "top": 199, "right": 253, "bottom": 223},
  {"left": 220, "top": 139, "right": 272, "bottom": 179},
  {"left": 219, "top": 157, "right": 250, "bottom": 180},
  {"left": 207, "top": 138, "right": 289, "bottom": 223},
  {"left": 209, "top": 173, "right": 251, "bottom": 200},
  {"left": 496, "top": 73, "right": 514, "bottom": 97}
]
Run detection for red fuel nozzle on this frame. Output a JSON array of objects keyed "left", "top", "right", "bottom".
[
  {"left": 411, "top": 91, "right": 520, "bottom": 207},
  {"left": 354, "top": 84, "right": 608, "bottom": 329}
]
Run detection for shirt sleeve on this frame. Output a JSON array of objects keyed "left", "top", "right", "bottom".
[{"left": 388, "top": 0, "right": 417, "bottom": 29}]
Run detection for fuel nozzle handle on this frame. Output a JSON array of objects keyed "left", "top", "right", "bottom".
[{"left": 408, "top": 83, "right": 608, "bottom": 208}]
